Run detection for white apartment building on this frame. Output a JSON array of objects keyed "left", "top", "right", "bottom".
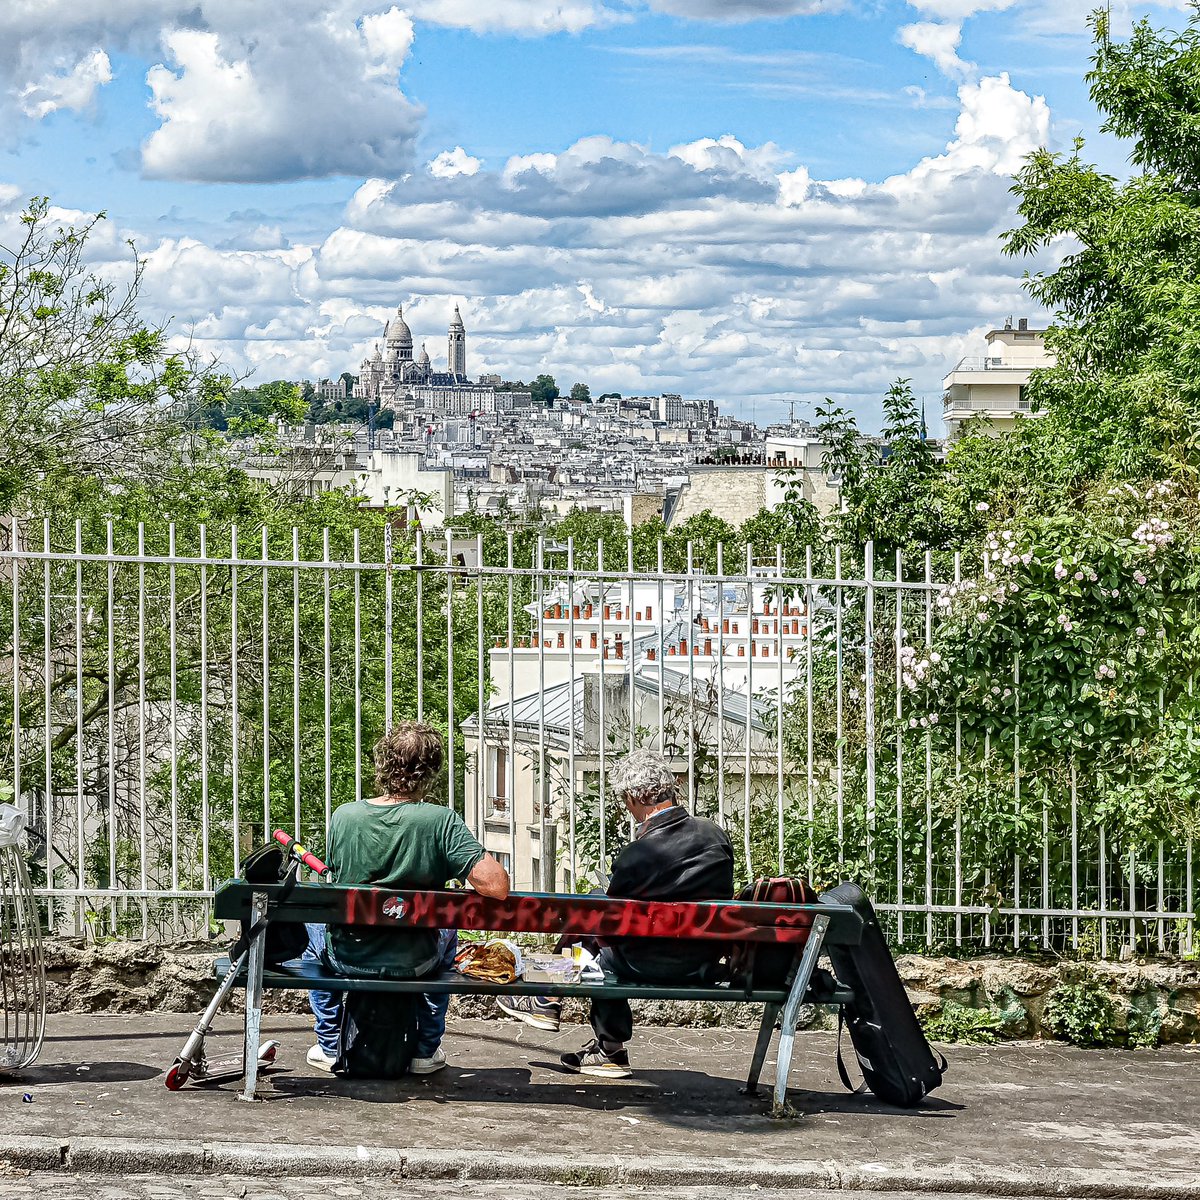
[
  {"left": 942, "top": 318, "right": 1053, "bottom": 439},
  {"left": 461, "top": 576, "right": 812, "bottom": 888}
]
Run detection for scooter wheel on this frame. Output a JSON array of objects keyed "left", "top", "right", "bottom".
[{"left": 165, "top": 1064, "right": 187, "bottom": 1090}]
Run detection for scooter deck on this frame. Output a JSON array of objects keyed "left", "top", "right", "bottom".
[{"left": 166, "top": 1040, "right": 281, "bottom": 1089}]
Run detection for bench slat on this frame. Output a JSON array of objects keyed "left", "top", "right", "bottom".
[
  {"left": 213, "top": 957, "right": 857, "bottom": 1006},
  {"left": 212, "top": 883, "right": 863, "bottom": 946}
]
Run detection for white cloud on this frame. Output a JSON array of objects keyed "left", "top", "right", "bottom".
[
  {"left": 116, "top": 71, "right": 1057, "bottom": 432},
  {"left": 898, "top": 21, "right": 972, "bottom": 80},
  {"left": 904, "top": 0, "right": 1017, "bottom": 18},
  {"left": 404, "top": 0, "right": 613, "bottom": 33},
  {"left": 142, "top": 14, "right": 422, "bottom": 182},
  {"left": 429, "top": 147, "right": 482, "bottom": 178},
  {"left": 646, "top": 0, "right": 846, "bottom": 17},
  {"left": 18, "top": 49, "right": 112, "bottom": 119}
]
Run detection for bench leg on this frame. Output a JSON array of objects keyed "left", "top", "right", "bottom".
[
  {"left": 772, "top": 913, "right": 830, "bottom": 1117},
  {"left": 239, "top": 891, "right": 269, "bottom": 1103},
  {"left": 741, "top": 1002, "right": 780, "bottom": 1096}
]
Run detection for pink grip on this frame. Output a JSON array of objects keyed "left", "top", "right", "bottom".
[{"left": 272, "top": 829, "right": 331, "bottom": 879}]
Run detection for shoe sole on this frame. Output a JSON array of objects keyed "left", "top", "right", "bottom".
[
  {"left": 579, "top": 1063, "right": 632, "bottom": 1079},
  {"left": 496, "top": 999, "right": 560, "bottom": 1032},
  {"left": 409, "top": 1060, "right": 447, "bottom": 1075}
]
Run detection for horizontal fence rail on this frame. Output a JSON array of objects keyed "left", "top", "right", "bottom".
[{"left": 0, "top": 515, "right": 1194, "bottom": 955}]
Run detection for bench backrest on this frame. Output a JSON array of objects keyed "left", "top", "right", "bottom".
[{"left": 213, "top": 882, "right": 863, "bottom": 946}]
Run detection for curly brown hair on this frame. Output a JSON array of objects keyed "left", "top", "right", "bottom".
[{"left": 373, "top": 721, "right": 444, "bottom": 799}]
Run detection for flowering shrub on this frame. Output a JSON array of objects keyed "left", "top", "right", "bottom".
[{"left": 902, "top": 481, "right": 1200, "bottom": 850}]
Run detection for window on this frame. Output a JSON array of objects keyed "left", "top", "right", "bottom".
[{"left": 486, "top": 746, "right": 509, "bottom": 819}]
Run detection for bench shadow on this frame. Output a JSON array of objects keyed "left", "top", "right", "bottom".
[
  {"left": 260, "top": 1063, "right": 961, "bottom": 1129},
  {"left": 3, "top": 1061, "right": 162, "bottom": 1085}
]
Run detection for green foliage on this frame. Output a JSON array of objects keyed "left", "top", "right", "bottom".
[
  {"left": 1003, "top": 10, "right": 1200, "bottom": 483},
  {"left": 1042, "top": 971, "right": 1122, "bottom": 1047},
  {"left": 569, "top": 382, "right": 591, "bottom": 403},
  {"left": 922, "top": 1001, "right": 1004, "bottom": 1045},
  {"left": 530, "top": 374, "right": 559, "bottom": 405}
]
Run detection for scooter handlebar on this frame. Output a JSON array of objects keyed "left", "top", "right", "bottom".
[{"left": 272, "top": 829, "right": 332, "bottom": 880}]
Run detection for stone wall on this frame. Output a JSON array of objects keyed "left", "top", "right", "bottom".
[{"left": 36, "top": 939, "right": 1200, "bottom": 1044}]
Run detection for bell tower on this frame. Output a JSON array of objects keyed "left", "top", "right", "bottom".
[{"left": 448, "top": 304, "right": 466, "bottom": 379}]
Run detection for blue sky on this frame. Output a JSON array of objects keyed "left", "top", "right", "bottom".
[{"left": 0, "top": 0, "right": 1191, "bottom": 432}]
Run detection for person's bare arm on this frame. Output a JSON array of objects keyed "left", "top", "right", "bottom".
[{"left": 467, "top": 852, "right": 510, "bottom": 899}]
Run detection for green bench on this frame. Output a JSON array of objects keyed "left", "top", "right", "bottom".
[{"left": 212, "top": 881, "right": 865, "bottom": 1113}]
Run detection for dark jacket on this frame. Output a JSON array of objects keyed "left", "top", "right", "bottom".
[{"left": 605, "top": 805, "right": 735, "bottom": 980}]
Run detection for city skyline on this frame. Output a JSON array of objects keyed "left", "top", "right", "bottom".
[{"left": 0, "top": 0, "right": 1189, "bottom": 434}]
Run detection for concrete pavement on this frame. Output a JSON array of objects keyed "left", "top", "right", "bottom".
[{"left": 3, "top": 1014, "right": 1199, "bottom": 1196}]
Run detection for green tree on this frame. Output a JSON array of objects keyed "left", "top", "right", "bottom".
[
  {"left": 530, "top": 374, "right": 559, "bottom": 405},
  {"left": 569, "top": 382, "right": 591, "bottom": 403},
  {"left": 1003, "top": 8, "right": 1200, "bottom": 484}
]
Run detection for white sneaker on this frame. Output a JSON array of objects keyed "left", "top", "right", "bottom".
[
  {"left": 410, "top": 1047, "right": 447, "bottom": 1075},
  {"left": 306, "top": 1044, "right": 336, "bottom": 1072}
]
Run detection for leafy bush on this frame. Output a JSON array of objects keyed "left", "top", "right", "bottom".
[
  {"left": 923, "top": 1001, "right": 1004, "bottom": 1044},
  {"left": 1042, "top": 972, "right": 1122, "bottom": 1047}
]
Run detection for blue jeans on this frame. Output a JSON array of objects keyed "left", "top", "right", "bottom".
[{"left": 303, "top": 924, "right": 457, "bottom": 1059}]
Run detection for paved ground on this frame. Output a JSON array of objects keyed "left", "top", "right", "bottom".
[
  {"left": 3, "top": 1014, "right": 1200, "bottom": 1195},
  {"left": 0, "top": 1174, "right": 1061, "bottom": 1200}
]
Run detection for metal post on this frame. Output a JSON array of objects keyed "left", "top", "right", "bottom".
[
  {"left": 239, "top": 890, "right": 268, "bottom": 1102},
  {"left": 773, "top": 912, "right": 830, "bottom": 1116}
]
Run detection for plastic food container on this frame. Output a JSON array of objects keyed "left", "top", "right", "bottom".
[{"left": 521, "top": 953, "right": 581, "bottom": 985}]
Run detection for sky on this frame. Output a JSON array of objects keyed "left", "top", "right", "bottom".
[{"left": 0, "top": 0, "right": 1192, "bottom": 434}]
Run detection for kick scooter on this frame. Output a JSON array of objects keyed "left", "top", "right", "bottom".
[{"left": 164, "top": 830, "right": 330, "bottom": 1090}]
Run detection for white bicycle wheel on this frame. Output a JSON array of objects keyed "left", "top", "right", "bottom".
[{"left": 0, "top": 844, "right": 46, "bottom": 1073}]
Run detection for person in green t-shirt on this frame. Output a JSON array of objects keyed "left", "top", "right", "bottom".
[{"left": 304, "top": 722, "right": 509, "bottom": 1075}]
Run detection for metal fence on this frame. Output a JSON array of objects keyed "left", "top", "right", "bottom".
[{"left": 0, "top": 515, "right": 1194, "bottom": 955}]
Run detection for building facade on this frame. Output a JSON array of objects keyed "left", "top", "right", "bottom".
[{"left": 942, "top": 318, "right": 1053, "bottom": 439}]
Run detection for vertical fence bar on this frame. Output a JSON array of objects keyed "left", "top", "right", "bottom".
[
  {"left": 1100, "top": 818, "right": 1109, "bottom": 957},
  {"left": 953, "top": 551, "right": 962, "bottom": 948},
  {"left": 169, "top": 523, "right": 180, "bottom": 926},
  {"left": 835, "top": 546, "right": 845, "bottom": 868},
  {"left": 41, "top": 519, "right": 53, "bottom": 926},
  {"left": 74, "top": 520, "right": 84, "bottom": 924},
  {"left": 566, "top": 535, "right": 576, "bottom": 891},
  {"left": 415, "top": 530, "right": 424, "bottom": 722},
  {"left": 627, "top": 537, "right": 636, "bottom": 757},
  {"left": 199, "top": 525, "right": 210, "bottom": 892},
  {"left": 597, "top": 541, "right": 607, "bottom": 880},
  {"left": 864, "top": 541, "right": 876, "bottom": 875},
  {"left": 1042, "top": 781, "right": 1050, "bottom": 951},
  {"left": 924, "top": 550, "right": 934, "bottom": 949},
  {"left": 715, "top": 542, "right": 725, "bottom": 826},
  {"left": 384, "top": 521, "right": 394, "bottom": 732},
  {"left": 292, "top": 527, "right": 302, "bottom": 840},
  {"left": 803, "top": 545, "right": 813, "bottom": 879},
  {"left": 895, "top": 549, "right": 905, "bottom": 945},
  {"left": 261, "top": 526, "right": 271, "bottom": 840},
  {"left": 657, "top": 540, "right": 666, "bottom": 770},
  {"left": 322, "top": 528, "right": 332, "bottom": 843},
  {"left": 686, "top": 541, "right": 696, "bottom": 815},
  {"left": 743, "top": 543, "right": 754, "bottom": 878},
  {"left": 10, "top": 517, "right": 21, "bottom": 823},
  {"left": 353, "top": 529, "right": 362, "bottom": 802},
  {"left": 534, "top": 535, "right": 545, "bottom": 884},
  {"left": 136, "top": 524, "right": 148, "bottom": 929},
  {"left": 1070, "top": 762, "right": 1079, "bottom": 950},
  {"left": 105, "top": 519, "right": 116, "bottom": 922},
  {"left": 231, "top": 526, "right": 241, "bottom": 870},
  {"left": 475, "top": 532, "right": 485, "bottom": 843},
  {"left": 778, "top": 546, "right": 787, "bottom": 876},
  {"left": 506, "top": 531, "right": 517, "bottom": 885},
  {"left": 446, "top": 530, "right": 457, "bottom": 819},
  {"left": 1013, "top": 652, "right": 1020, "bottom": 951}
]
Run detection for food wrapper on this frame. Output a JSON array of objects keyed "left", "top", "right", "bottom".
[
  {"left": 455, "top": 938, "right": 521, "bottom": 984},
  {"left": 521, "top": 952, "right": 581, "bottom": 985}
]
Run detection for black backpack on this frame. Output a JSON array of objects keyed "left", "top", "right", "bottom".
[
  {"left": 334, "top": 992, "right": 420, "bottom": 1079},
  {"left": 820, "top": 881, "right": 946, "bottom": 1108},
  {"left": 228, "top": 841, "right": 309, "bottom": 967}
]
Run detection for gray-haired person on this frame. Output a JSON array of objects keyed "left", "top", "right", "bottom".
[{"left": 497, "top": 748, "right": 734, "bottom": 1077}]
